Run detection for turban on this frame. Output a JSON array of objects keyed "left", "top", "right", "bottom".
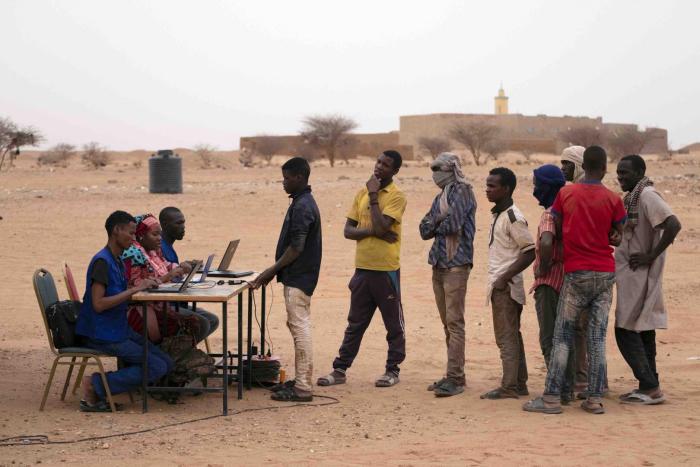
[
  {"left": 533, "top": 164, "right": 565, "bottom": 208},
  {"left": 561, "top": 145, "right": 585, "bottom": 182}
]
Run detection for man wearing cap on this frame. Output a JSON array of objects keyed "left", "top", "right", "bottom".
[{"left": 420, "top": 152, "right": 477, "bottom": 397}]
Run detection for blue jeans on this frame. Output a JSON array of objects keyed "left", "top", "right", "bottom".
[
  {"left": 544, "top": 271, "right": 615, "bottom": 398},
  {"left": 84, "top": 328, "right": 174, "bottom": 400}
]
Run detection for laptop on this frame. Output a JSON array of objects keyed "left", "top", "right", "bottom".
[
  {"left": 207, "top": 239, "right": 254, "bottom": 278},
  {"left": 148, "top": 260, "right": 202, "bottom": 293},
  {"left": 185, "top": 253, "right": 215, "bottom": 283}
]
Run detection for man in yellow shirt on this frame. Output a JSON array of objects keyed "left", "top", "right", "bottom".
[{"left": 318, "top": 150, "right": 407, "bottom": 388}]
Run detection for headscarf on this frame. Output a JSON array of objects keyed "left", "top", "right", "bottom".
[
  {"left": 624, "top": 176, "right": 654, "bottom": 229},
  {"left": 122, "top": 214, "right": 160, "bottom": 266},
  {"left": 533, "top": 164, "right": 566, "bottom": 208},
  {"left": 430, "top": 152, "right": 475, "bottom": 261},
  {"left": 430, "top": 152, "right": 467, "bottom": 188},
  {"left": 561, "top": 145, "right": 585, "bottom": 182}
]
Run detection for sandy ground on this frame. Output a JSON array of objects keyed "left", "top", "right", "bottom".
[{"left": 1, "top": 151, "right": 699, "bottom": 466}]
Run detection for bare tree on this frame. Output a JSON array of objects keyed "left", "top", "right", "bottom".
[
  {"left": 337, "top": 135, "right": 358, "bottom": 165},
  {"left": 518, "top": 148, "right": 535, "bottom": 162},
  {"left": 418, "top": 136, "right": 451, "bottom": 159},
  {"left": 194, "top": 143, "right": 217, "bottom": 169},
  {"left": 38, "top": 143, "right": 76, "bottom": 167},
  {"left": 253, "top": 135, "right": 285, "bottom": 166},
  {"left": 300, "top": 114, "right": 358, "bottom": 167},
  {"left": 483, "top": 138, "right": 508, "bottom": 162},
  {"left": 0, "top": 117, "right": 43, "bottom": 171},
  {"left": 81, "top": 142, "right": 111, "bottom": 169},
  {"left": 607, "top": 128, "right": 652, "bottom": 161},
  {"left": 559, "top": 126, "right": 605, "bottom": 148},
  {"left": 448, "top": 121, "right": 500, "bottom": 166}
]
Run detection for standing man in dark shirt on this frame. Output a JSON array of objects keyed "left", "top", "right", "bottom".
[
  {"left": 158, "top": 206, "right": 219, "bottom": 342},
  {"left": 251, "top": 157, "right": 322, "bottom": 402},
  {"left": 77, "top": 210, "right": 174, "bottom": 412},
  {"left": 419, "top": 152, "right": 477, "bottom": 397}
]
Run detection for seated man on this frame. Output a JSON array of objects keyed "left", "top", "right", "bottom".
[
  {"left": 159, "top": 206, "right": 220, "bottom": 343},
  {"left": 77, "top": 210, "right": 174, "bottom": 412}
]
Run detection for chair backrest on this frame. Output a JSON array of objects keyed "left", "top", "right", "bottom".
[
  {"left": 33, "top": 268, "right": 60, "bottom": 354},
  {"left": 63, "top": 262, "right": 80, "bottom": 302}
]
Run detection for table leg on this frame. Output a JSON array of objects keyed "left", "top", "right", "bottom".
[
  {"left": 142, "top": 302, "right": 148, "bottom": 413},
  {"left": 247, "top": 288, "right": 253, "bottom": 390},
  {"left": 260, "top": 285, "right": 266, "bottom": 356},
  {"left": 222, "top": 301, "right": 228, "bottom": 415},
  {"left": 237, "top": 292, "right": 243, "bottom": 400}
]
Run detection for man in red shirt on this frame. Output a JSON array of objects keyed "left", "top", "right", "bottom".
[{"left": 524, "top": 146, "right": 626, "bottom": 415}]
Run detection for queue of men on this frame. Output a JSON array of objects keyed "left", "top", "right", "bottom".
[{"left": 75, "top": 147, "right": 680, "bottom": 414}]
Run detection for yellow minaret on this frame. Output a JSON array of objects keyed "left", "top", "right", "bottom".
[{"left": 494, "top": 84, "right": 508, "bottom": 115}]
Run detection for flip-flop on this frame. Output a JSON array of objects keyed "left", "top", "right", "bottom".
[
  {"left": 581, "top": 399, "right": 605, "bottom": 414},
  {"left": 316, "top": 372, "right": 346, "bottom": 386},
  {"left": 620, "top": 392, "right": 666, "bottom": 405},
  {"left": 375, "top": 372, "right": 399, "bottom": 387},
  {"left": 79, "top": 400, "right": 123, "bottom": 413},
  {"left": 618, "top": 389, "right": 639, "bottom": 400}
]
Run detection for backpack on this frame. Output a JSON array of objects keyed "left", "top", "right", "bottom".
[
  {"left": 45, "top": 300, "right": 81, "bottom": 349},
  {"left": 153, "top": 329, "right": 216, "bottom": 404}
]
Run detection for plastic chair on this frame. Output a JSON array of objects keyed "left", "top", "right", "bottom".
[
  {"left": 62, "top": 261, "right": 80, "bottom": 302},
  {"left": 34, "top": 268, "right": 121, "bottom": 412}
]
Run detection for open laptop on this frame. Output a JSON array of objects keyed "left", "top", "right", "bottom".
[
  {"left": 206, "top": 239, "right": 253, "bottom": 278},
  {"left": 148, "top": 260, "right": 202, "bottom": 293},
  {"left": 180, "top": 253, "right": 215, "bottom": 283}
]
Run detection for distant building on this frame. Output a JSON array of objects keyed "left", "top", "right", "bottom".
[{"left": 239, "top": 86, "right": 668, "bottom": 160}]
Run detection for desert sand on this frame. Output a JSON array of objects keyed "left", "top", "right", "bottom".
[{"left": 1, "top": 150, "right": 699, "bottom": 466}]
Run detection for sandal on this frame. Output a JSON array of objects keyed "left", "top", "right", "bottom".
[
  {"left": 316, "top": 371, "right": 346, "bottom": 386},
  {"left": 522, "top": 396, "right": 563, "bottom": 414},
  {"left": 427, "top": 377, "right": 447, "bottom": 391},
  {"left": 79, "top": 399, "right": 123, "bottom": 413},
  {"left": 480, "top": 387, "right": 518, "bottom": 400},
  {"left": 375, "top": 372, "right": 399, "bottom": 387},
  {"left": 270, "top": 386, "right": 313, "bottom": 402},
  {"left": 434, "top": 379, "right": 464, "bottom": 397},
  {"left": 620, "top": 392, "right": 665, "bottom": 405},
  {"left": 581, "top": 399, "right": 605, "bottom": 414}
]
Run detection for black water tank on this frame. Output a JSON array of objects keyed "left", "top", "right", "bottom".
[{"left": 149, "top": 149, "right": 182, "bottom": 194}]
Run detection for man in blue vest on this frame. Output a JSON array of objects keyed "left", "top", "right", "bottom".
[{"left": 77, "top": 210, "right": 174, "bottom": 412}]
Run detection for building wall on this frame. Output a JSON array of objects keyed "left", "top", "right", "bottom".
[
  {"left": 399, "top": 113, "right": 668, "bottom": 158},
  {"left": 240, "top": 132, "right": 414, "bottom": 161}
]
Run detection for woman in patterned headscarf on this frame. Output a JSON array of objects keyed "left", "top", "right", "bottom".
[{"left": 123, "top": 214, "right": 194, "bottom": 343}]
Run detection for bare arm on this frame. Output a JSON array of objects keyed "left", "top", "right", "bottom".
[
  {"left": 344, "top": 218, "right": 373, "bottom": 241},
  {"left": 536, "top": 232, "right": 554, "bottom": 277},
  {"left": 91, "top": 280, "right": 154, "bottom": 313},
  {"left": 630, "top": 215, "right": 682, "bottom": 270},
  {"left": 494, "top": 249, "right": 536, "bottom": 290},
  {"left": 367, "top": 192, "right": 395, "bottom": 237},
  {"left": 250, "top": 245, "right": 302, "bottom": 289}
]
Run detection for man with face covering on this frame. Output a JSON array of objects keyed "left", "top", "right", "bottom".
[
  {"left": 561, "top": 145, "right": 585, "bottom": 183},
  {"left": 419, "top": 153, "right": 477, "bottom": 397},
  {"left": 530, "top": 164, "right": 576, "bottom": 403}
]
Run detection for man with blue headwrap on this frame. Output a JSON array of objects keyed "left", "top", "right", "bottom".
[{"left": 530, "top": 164, "right": 576, "bottom": 403}]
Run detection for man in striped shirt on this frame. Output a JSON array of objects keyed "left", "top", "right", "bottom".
[
  {"left": 419, "top": 152, "right": 477, "bottom": 397},
  {"left": 530, "top": 164, "right": 575, "bottom": 403}
]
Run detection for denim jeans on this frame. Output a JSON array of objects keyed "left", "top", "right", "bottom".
[
  {"left": 84, "top": 328, "right": 174, "bottom": 400},
  {"left": 534, "top": 285, "right": 574, "bottom": 393},
  {"left": 544, "top": 271, "right": 615, "bottom": 398}
]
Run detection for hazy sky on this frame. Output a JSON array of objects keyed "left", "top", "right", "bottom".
[{"left": 2, "top": 0, "right": 698, "bottom": 150}]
